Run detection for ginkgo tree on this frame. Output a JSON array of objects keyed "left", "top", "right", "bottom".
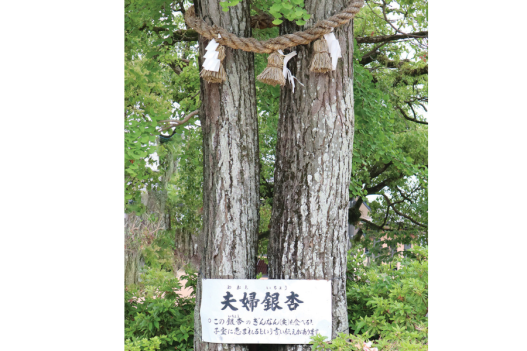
[{"left": 124, "top": 0, "right": 427, "bottom": 349}]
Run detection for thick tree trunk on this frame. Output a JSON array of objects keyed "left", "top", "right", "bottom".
[
  {"left": 268, "top": 0, "right": 355, "bottom": 348},
  {"left": 193, "top": 1, "right": 259, "bottom": 351}
]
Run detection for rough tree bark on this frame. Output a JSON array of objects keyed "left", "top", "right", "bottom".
[
  {"left": 268, "top": 0, "right": 355, "bottom": 348},
  {"left": 193, "top": 1, "right": 259, "bottom": 351}
]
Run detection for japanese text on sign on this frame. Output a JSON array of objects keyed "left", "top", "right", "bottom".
[{"left": 201, "top": 279, "right": 331, "bottom": 344}]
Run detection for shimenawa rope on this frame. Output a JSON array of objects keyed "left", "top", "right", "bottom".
[{"left": 184, "top": 0, "right": 364, "bottom": 54}]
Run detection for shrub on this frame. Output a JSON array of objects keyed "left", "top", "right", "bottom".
[
  {"left": 125, "top": 336, "right": 162, "bottom": 351},
  {"left": 311, "top": 333, "right": 428, "bottom": 351},
  {"left": 125, "top": 266, "right": 197, "bottom": 351},
  {"left": 344, "top": 246, "right": 428, "bottom": 349}
]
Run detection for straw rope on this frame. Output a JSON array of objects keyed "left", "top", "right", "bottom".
[{"left": 184, "top": 0, "right": 364, "bottom": 54}]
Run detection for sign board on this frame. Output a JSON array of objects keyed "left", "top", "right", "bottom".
[{"left": 201, "top": 279, "right": 332, "bottom": 344}]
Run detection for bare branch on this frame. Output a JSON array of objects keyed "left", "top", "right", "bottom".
[
  {"left": 378, "top": 0, "right": 427, "bottom": 38},
  {"left": 360, "top": 218, "right": 394, "bottom": 231},
  {"left": 369, "top": 161, "right": 393, "bottom": 179},
  {"left": 396, "top": 106, "right": 428, "bottom": 125},
  {"left": 159, "top": 110, "right": 199, "bottom": 131},
  {"left": 382, "top": 194, "right": 427, "bottom": 228},
  {"left": 356, "top": 31, "right": 427, "bottom": 44},
  {"left": 365, "top": 174, "right": 404, "bottom": 194},
  {"left": 359, "top": 42, "right": 389, "bottom": 65}
]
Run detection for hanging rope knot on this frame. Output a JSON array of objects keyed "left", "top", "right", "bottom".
[
  {"left": 310, "top": 38, "right": 332, "bottom": 73},
  {"left": 257, "top": 51, "right": 286, "bottom": 86}
]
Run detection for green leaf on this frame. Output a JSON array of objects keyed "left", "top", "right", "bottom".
[
  {"left": 270, "top": 4, "right": 282, "bottom": 12},
  {"left": 272, "top": 19, "right": 283, "bottom": 25},
  {"left": 355, "top": 320, "right": 366, "bottom": 334},
  {"left": 296, "top": 20, "right": 306, "bottom": 26}
]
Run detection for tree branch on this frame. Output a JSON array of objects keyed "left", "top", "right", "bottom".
[
  {"left": 251, "top": 12, "right": 277, "bottom": 29},
  {"left": 258, "top": 230, "right": 270, "bottom": 241},
  {"left": 356, "top": 31, "right": 427, "bottom": 44},
  {"left": 365, "top": 174, "right": 404, "bottom": 195},
  {"left": 260, "top": 175, "right": 274, "bottom": 200},
  {"left": 167, "top": 58, "right": 190, "bottom": 75},
  {"left": 159, "top": 110, "right": 199, "bottom": 131},
  {"left": 369, "top": 161, "right": 393, "bottom": 179},
  {"left": 378, "top": 0, "right": 427, "bottom": 38},
  {"left": 359, "top": 42, "right": 389, "bottom": 65},
  {"left": 396, "top": 106, "right": 428, "bottom": 125},
  {"left": 382, "top": 194, "right": 427, "bottom": 228},
  {"left": 360, "top": 218, "right": 394, "bottom": 231},
  {"left": 135, "top": 23, "right": 199, "bottom": 42}
]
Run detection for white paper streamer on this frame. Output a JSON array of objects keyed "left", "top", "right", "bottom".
[
  {"left": 202, "top": 39, "right": 221, "bottom": 72},
  {"left": 323, "top": 32, "right": 342, "bottom": 70},
  {"left": 278, "top": 50, "right": 304, "bottom": 93}
]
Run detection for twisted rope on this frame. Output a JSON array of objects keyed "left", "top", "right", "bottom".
[{"left": 184, "top": 0, "right": 364, "bottom": 54}]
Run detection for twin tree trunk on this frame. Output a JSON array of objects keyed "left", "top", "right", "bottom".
[
  {"left": 268, "top": 0, "right": 355, "bottom": 349},
  {"left": 194, "top": 0, "right": 354, "bottom": 350},
  {"left": 194, "top": 1, "right": 259, "bottom": 351}
]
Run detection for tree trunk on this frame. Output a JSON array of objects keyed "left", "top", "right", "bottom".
[
  {"left": 193, "top": 1, "right": 259, "bottom": 351},
  {"left": 268, "top": 0, "right": 355, "bottom": 348},
  {"left": 174, "top": 228, "right": 201, "bottom": 271}
]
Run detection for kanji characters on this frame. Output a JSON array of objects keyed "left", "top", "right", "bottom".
[
  {"left": 262, "top": 292, "right": 283, "bottom": 311},
  {"left": 240, "top": 292, "right": 260, "bottom": 312},
  {"left": 284, "top": 291, "right": 304, "bottom": 311},
  {"left": 220, "top": 291, "right": 238, "bottom": 311}
]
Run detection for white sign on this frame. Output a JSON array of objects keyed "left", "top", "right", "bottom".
[{"left": 201, "top": 279, "right": 332, "bottom": 344}]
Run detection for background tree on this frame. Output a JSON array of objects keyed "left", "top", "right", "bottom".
[{"left": 348, "top": 0, "right": 428, "bottom": 261}]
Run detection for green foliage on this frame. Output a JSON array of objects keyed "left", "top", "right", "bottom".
[
  {"left": 126, "top": 258, "right": 196, "bottom": 351},
  {"left": 257, "top": 202, "right": 272, "bottom": 258},
  {"left": 125, "top": 223, "right": 198, "bottom": 351},
  {"left": 350, "top": 0, "right": 428, "bottom": 254},
  {"left": 309, "top": 246, "right": 428, "bottom": 351},
  {"left": 254, "top": 27, "right": 280, "bottom": 209},
  {"left": 222, "top": 0, "right": 311, "bottom": 26},
  {"left": 125, "top": 0, "right": 200, "bottom": 215},
  {"left": 362, "top": 178, "right": 427, "bottom": 264},
  {"left": 220, "top": 0, "right": 241, "bottom": 12},
  {"left": 310, "top": 332, "right": 427, "bottom": 351},
  {"left": 125, "top": 59, "right": 172, "bottom": 215},
  {"left": 165, "top": 126, "right": 204, "bottom": 235},
  {"left": 263, "top": 0, "right": 310, "bottom": 26},
  {"left": 125, "top": 336, "right": 162, "bottom": 351},
  {"left": 252, "top": 27, "right": 280, "bottom": 259},
  {"left": 351, "top": 43, "right": 427, "bottom": 201},
  {"left": 346, "top": 246, "right": 428, "bottom": 347}
]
